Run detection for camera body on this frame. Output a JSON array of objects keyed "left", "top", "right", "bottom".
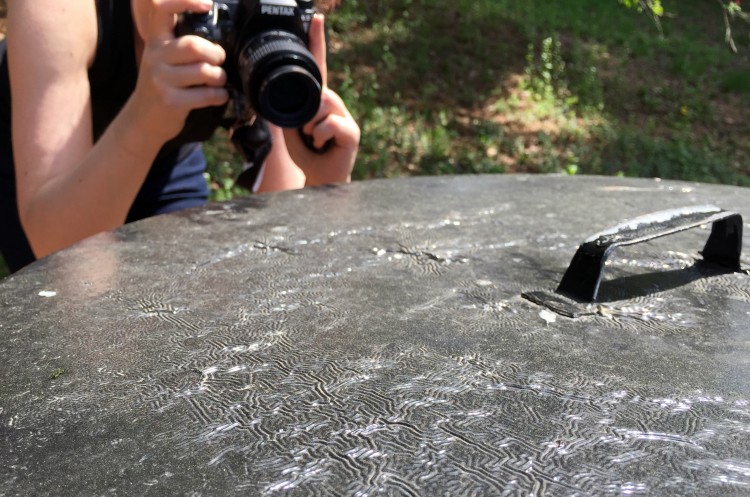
[{"left": 176, "top": 0, "right": 322, "bottom": 128}]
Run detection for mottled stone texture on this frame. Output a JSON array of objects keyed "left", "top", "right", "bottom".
[{"left": 2, "top": 175, "right": 749, "bottom": 496}]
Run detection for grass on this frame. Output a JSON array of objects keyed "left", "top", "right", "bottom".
[{"left": 1, "top": 0, "right": 749, "bottom": 278}]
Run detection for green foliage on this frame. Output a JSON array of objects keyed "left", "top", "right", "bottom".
[
  {"left": 198, "top": 0, "right": 750, "bottom": 197},
  {"left": 721, "top": 68, "right": 750, "bottom": 93},
  {"left": 603, "top": 129, "right": 750, "bottom": 186},
  {"left": 525, "top": 36, "right": 568, "bottom": 104},
  {"left": 619, "top": 0, "right": 664, "bottom": 17},
  {"left": 722, "top": 0, "right": 750, "bottom": 52},
  {"left": 523, "top": 35, "right": 605, "bottom": 113},
  {"left": 49, "top": 368, "right": 66, "bottom": 380},
  {"left": 202, "top": 128, "right": 248, "bottom": 201},
  {"left": 621, "top": 0, "right": 750, "bottom": 52},
  {"left": 618, "top": 0, "right": 664, "bottom": 38}
]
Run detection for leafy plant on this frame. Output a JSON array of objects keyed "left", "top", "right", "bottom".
[
  {"left": 619, "top": 0, "right": 665, "bottom": 35},
  {"left": 722, "top": 0, "right": 750, "bottom": 52}
]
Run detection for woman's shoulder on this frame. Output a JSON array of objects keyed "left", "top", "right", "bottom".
[{"left": 6, "top": 0, "right": 99, "bottom": 70}]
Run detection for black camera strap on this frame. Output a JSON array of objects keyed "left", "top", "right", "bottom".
[
  {"left": 229, "top": 91, "right": 273, "bottom": 192},
  {"left": 232, "top": 117, "right": 273, "bottom": 192}
]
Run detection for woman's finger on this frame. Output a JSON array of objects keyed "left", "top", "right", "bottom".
[
  {"left": 171, "top": 86, "right": 230, "bottom": 108},
  {"left": 302, "top": 88, "right": 349, "bottom": 135},
  {"left": 308, "top": 13, "right": 328, "bottom": 88},
  {"left": 302, "top": 97, "right": 332, "bottom": 136},
  {"left": 160, "top": 35, "right": 226, "bottom": 66},
  {"left": 157, "top": 61, "right": 227, "bottom": 89},
  {"left": 309, "top": 113, "right": 360, "bottom": 150}
]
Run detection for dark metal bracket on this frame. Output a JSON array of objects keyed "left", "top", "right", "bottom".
[
  {"left": 555, "top": 205, "right": 743, "bottom": 303},
  {"left": 522, "top": 206, "right": 744, "bottom": 314}
]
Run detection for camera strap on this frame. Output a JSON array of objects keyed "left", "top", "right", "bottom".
[{"left": 232, "top": 117, "right": 273, "bottom": 192}]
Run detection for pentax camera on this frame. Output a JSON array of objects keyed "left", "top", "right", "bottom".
[{"left": 175, "top": 0, "right": 322, "bottom": 128}]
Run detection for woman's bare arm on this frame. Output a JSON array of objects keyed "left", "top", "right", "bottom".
[{"left": 8, "top": 0, "right": 226, "bottom": 259}]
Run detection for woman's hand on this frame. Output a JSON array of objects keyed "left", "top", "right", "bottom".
[
  {"left": 129, "top": 0, "right": 229, "bottom": 148},
  {"left": 281, "top": 13, "right": 360, "bottom": 186}
]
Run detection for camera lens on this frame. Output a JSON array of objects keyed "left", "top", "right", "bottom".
[
  {"left": 261, "top": 66, "right": 318, "bottom": 120},
  {"left": 240, "top": 31, "right": 322, "bottom": 128}
]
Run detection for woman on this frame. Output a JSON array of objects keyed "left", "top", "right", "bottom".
[{"left": 0, "top": 0, "right": 359, "bottom": 273}]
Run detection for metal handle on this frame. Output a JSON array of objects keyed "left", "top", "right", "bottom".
[{"left": 556, "top": 205, "right": 743, "bottom": 302}]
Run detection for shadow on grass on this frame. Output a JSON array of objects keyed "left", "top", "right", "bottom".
[{"left": 330, "top": 1, "right": 528, "bottom": 111}]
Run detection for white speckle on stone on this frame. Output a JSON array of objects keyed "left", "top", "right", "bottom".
[{"left": 539, "top": 309, "right": 557, "bottom": 325}]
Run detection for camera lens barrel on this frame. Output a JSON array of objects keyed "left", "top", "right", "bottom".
[{"left": 240, "top": 31, "right": 322, "bottom": 128}]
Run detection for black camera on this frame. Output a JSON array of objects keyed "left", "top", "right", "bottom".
[{"left": 176, "top": 0, "right": 322, "bottom": 128}]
